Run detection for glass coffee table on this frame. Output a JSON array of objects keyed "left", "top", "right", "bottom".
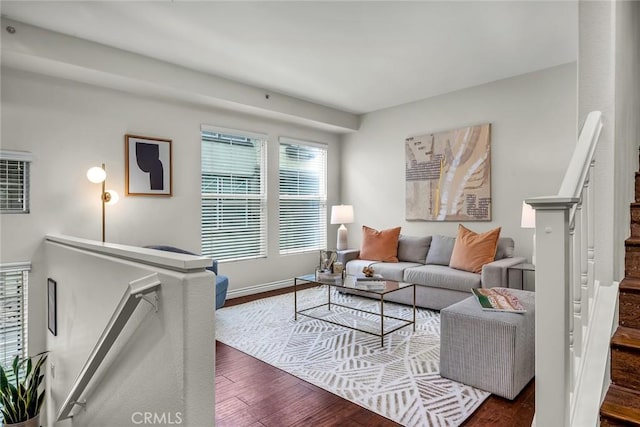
[{"left": 294, "top": 274, "right": 416, "bottom": 347}]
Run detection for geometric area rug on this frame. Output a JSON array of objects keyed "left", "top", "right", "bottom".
[{"left": 216, "top": 286, "right": 489, "bottom": 426}]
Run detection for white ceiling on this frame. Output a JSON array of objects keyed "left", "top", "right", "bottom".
[{"left": 0, "top": 1, "right": 577, "bottom": 115}]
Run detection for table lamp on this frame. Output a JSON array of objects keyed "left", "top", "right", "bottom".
[
  {"left": 521, "top": 201, "right": 536, "bottom": 265},
  {"left": 331, "top": 205, "right": 354, "bottom": 250}
]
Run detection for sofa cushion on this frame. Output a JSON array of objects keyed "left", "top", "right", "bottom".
[
  {"left": 359, "top": 225, "right": 401, "bottom": 262},
  {"left": 370, "top": 262, "right": 423, "bottom": 282},
  {"left": 346, "top": 260, "right": 421, "bottom": 282},
  {"left": 449, "top": 225, "right": 501, "bottom": 273},
  {"left": 398, "top": 235, "right": 431, "bottom": 264},
  {"left": 495, "top": 237, "right": 515, "bottom": 260},
  {"left": 404, "top": 265, "right": 481, "bottom": 292},
  {"left": 345, "top": 260, "right": 376, "bottom": 276},
  {"left": 425, "top": 235, "right": 456, "bottom": 265}
]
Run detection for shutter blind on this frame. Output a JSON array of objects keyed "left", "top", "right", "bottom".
[
  {"left": 0, "top": 151, "right": 32, "bottom": 214},
  {"left": 0, "top": 263, "right": 30, "bottom": 370},
  {"left": 279, "top": 140, "right": 327, "bottom": 254},
  {"left": 201, "top": 129, "right": 267, "bottom": 262}
]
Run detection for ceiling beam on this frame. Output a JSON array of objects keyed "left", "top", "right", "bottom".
[{"left": 0, "top": 18, "right": 360, "bottom": 133}]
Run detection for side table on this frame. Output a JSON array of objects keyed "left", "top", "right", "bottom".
[{"left": 507, "top": 263, "right": 535, "bottom": 290}]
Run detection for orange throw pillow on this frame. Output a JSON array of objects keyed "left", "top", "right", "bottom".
[
  {"left": 449, "top": 225, "right": 501, "bottom": 273},
  {"left": 359, "top": 226, "right": 401, "bottom": 262}
]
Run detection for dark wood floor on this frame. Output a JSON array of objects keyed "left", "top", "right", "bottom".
[{"left": 216, "top": 287, "right": 535, "bottom": 426}]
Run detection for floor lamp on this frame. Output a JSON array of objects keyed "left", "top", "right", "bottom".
[
  {"left": 331, "top": 205, "right": 354, "bottom": 251},
  {"left": 87, "top": 164, "right": 119, "bottom": 242}
]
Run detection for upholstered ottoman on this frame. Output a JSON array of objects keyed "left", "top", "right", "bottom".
[{"left": 439, "top": 289, "right": 535, "bottom": 400}]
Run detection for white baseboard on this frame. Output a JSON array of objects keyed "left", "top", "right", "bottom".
[{"left": 226, "top": 278, "right": 295, "bottom": 299}]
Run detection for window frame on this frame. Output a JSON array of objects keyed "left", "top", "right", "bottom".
[
  {"left": 0, "top": 150, "right": 33, "bottom": 214},
  {"left": 0, "top": 262, "right": 30, "bottom": 371},
  {"left": 201, "top": 125, "right": 268, "bottom": 262},
  {"left": 278, "top": 137, "right": 328, "bottom": 255}
]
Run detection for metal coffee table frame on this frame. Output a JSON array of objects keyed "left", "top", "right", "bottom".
[{"left": 294, "top": 274, "right": 416, "bottom": 347}]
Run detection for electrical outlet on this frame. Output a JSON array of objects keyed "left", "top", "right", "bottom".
[{"left": 50, "top": 362, "right": 55, "bottom": 378}]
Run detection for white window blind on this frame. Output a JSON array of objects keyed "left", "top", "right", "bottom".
[
  {"left": 0, "top": 263, "right": 30, "bottom": 369},
  {"left": 279, "top": 139, "right": 327, "bottom": 254},
  {"left": 0, "top": 151, "right": 32, "bottom": 214},
  {"left": 201, "top": 128, "right": 267, "bottom": 262}
]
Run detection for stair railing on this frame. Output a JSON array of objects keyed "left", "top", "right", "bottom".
[
  {"left": 526, "top": 111, "right": 603, "bottom": 426},
  {"left": 56, "top": 273, "right": 161, "bottom": 421}
]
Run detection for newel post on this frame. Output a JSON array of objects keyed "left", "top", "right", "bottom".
[{"left": 527, "top": 196, "right": 578, "bottom": 427}]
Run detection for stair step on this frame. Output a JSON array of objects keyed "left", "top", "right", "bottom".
[
  {"left": 601, "top": 384, "right": 640, "bottom": 426},
  {"left": 632, "top": 203, "right": 640, "bottom": 237},
  {"left": 620, "top": 278, "right": 640, "bottom": 329},
  {"left": 626, "top": 239, "right": 640, "bottom": 278},
  {"left": 621, "top": 277, "right": 640, "bottom": 294},
  {"left": 611, "top": 327, "right": 640, "bottom": 391}
]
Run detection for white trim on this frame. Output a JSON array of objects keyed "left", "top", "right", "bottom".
[
  {"left": 46, "top": 234, "right": 212, "bottom": 272},
  {"left": 0, "top": 150, "right": 33, "bottom": 162},
  {"left": 279, "top": 136, "right": 328, "bottom": 149},
  {"left": 570, "top": 280, "right": 619, "bottom": 427},
  {"left": 201, "top": 124, "right": 267, "bottom": 141},
  {"left": 0, "top": 262, "right": 32, "bottom": 272},
  {"left": 226, "top": 278, "right": 294, "bottom": 299}
]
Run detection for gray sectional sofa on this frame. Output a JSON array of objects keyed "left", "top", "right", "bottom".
[{"left": 337, "top": 234, "right": 526, "bottom": 310}]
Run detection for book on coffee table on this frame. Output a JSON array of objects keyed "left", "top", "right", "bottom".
[
  {"left": 355, "top": 274, "right": 384, "bottom": 281},
  {"left": 355, "top": 281, "right": 387, "bottom": 291},
  {"left": 472, "top": 287, "right": 526, "bottom": 313}
]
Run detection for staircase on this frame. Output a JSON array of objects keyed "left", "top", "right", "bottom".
[{"left": 599, "top": 169, "right": 640, "bottom": 425}]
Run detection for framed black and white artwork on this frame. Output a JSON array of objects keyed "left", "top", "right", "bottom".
[
  {"left": 47, "top": 278, "right": 57, "bottom": 336},
  {"left": 125, "top": 134, "right": 173, "bottom": 196}
]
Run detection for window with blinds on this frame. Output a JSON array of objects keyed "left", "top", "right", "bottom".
[
  {"left": 279, "top": 139, "right": 327, "bottom": 254},
  {"left": 0, "top": 263, "right": 30, "bottom": 370},
  {"left": 0, "top": 151, "right": 32, "bottom": 214},
  {"left": 201, "top": 128, "right": 267, "bottom": 262}
]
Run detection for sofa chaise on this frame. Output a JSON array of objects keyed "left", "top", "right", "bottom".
[{"left": 337, "top": 233, "right": 526, "bottom": 311}]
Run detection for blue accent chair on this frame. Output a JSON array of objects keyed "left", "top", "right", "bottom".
[{"left": 145, "top": 245, "right": 229, "bottom": 309}]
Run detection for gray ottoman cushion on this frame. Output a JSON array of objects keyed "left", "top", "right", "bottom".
[{"left": 439, "top": 289, "right": 535, "bottom": 400}]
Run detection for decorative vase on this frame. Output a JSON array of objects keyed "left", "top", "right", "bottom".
[{"left": 5, "top": 414, "right": 40, "bottom": 427}]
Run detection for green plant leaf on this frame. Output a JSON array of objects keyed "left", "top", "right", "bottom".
[
  {"left": 0, "top": 352, "right": 48, "bottom": 423},
  {"left": 25, "top": 358, "right": 32, "bottom": 380}
]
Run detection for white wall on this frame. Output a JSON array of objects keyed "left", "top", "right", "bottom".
[
  {"left": 341, "top": 63, "right": 577, "bottom": 264},
  {"left": 578, "top": 1, "right": 616, "bottom": 286},
  {"left": 44, "top": 236, "right": 215, "bottom": 427},
  {"left": 578, "top": 0, "right": 640, "bottom": 284},
  {"left": 0, "top": 67, "right": 341, "bottom": 295},
  {"left": 614, "top": 0, "right": 640, "bottom": 279}
]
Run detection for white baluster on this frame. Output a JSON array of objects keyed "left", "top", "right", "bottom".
[
  {"left": 572, "top": 205, "right": 583, "bottom": 364},
  {"left": 580, "top": 183, "right": 590, "bottom": 341},
  {"left": 587, "top": 162, "right": 596, "bottom": 307}
]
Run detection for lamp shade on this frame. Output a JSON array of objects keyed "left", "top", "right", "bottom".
[
  {"left": 521, "top": 201, "right": 535, "bottom": 228},
  {"left": 105, "top": 189, "right": 119, "bottom": 206},
  {"left": 330, "top": 205, "right": 354, "bottom": 225},
  {"left": 86, "top": 166, "right": 106, "bottom": 183}
]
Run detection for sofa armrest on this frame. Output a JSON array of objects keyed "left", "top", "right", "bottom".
[
  {"left": 337, "top": 249, "right": 360, "bottom": 265},
  {"left": 481, "top": 256, "right": 527, "bottom": 288}
]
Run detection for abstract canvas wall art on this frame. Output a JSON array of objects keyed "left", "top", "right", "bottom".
[
  {"left": 125, "top": 134, "right": 172, "bottom": 196},
  {"left": 405, "top": 124, "right": 491, "bottom": 221}
]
